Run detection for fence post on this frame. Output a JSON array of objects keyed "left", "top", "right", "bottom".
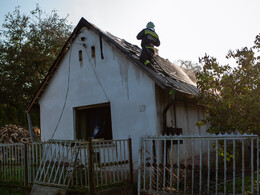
[
  {"left": 88, "top": 137, "right": 95, "bottom": 194},
  {"left": 128, "top": 138, "right": 133, "bottom": 184},
  {"left": 24, "top": 143, "right": 28, "bottom": 187}
]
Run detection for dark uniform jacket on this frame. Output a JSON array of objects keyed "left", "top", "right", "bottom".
[{"left": 137, "top": 28, "right": 160, "bottom": 49}]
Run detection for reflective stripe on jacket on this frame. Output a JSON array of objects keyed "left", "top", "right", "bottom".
[{"left": 137, "top": 28, "right": 160, "bottom": 49}]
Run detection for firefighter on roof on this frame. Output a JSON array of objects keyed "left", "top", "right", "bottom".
[{"left": 137, "top": 21, "right": 160, "bottom": 69}]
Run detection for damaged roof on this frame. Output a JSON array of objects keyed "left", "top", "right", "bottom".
[
  {"left": 107, "top": 32, "right": 198, "bottom": 94},
  {"left": 26, "top": 17, "right": 199, "bottom": 113}
]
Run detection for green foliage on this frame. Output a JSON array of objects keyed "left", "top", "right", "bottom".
[
  {"left": 218, "top": 175, "right": 259, "bottom": 194},
  {"left": 0, "top": 5, "right": 72, "bottom": 127},
  {"left": 0, "top": 104, "right": 27, "bottom": 128},
  {"left": 0, "top": 5, "right": 72, "bottom": 106},
  {"left": 196, "top": 34, "right": 260, "bottom": 135},
  {"left": 168, "top": 89, "right": 174, "bottom": 95}
]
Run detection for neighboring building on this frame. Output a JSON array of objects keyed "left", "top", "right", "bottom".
[{"left": 26, "top": 18, "right": 207, "bottom": 167}]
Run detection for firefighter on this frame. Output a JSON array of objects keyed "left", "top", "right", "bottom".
[{"left": 137, "top": 21, "right": 160, "bottom": 70}]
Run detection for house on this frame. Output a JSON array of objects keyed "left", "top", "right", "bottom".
[{"left": 26, "top": 18, "right": 207, "bottom": 168}]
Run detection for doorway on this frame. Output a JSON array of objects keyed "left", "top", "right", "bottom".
[{"left": 75, "top": 103, "right": 113, "bottom": 140}]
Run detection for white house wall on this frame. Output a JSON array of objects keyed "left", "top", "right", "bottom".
[
  {"left": 155, "top": 86, "right": 208, "bottom": 163},
  {"left": 174, "top": 101, "right": 208, "bottom": 163},
  {"left": 39, "top": 27, "right": 158, "bottom": 167}
]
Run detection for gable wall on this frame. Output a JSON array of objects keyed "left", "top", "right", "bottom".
[{"left": 39, "top": 27, "right": 158, "bottom": 166}]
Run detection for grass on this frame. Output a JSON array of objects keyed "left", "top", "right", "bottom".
[
  {"left": 217, "top": 174, "right": 259, "bottom": 194},
  {"left": 0, "top": 186, "right": 30, "bottom": 195}
]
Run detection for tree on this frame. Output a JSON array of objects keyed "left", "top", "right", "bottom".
[
  {"left": 0, "top": 5, "right": 72, "bottom": 127},
  {"left": 196, "top": 34, "right": 260, "bottom": 135}
]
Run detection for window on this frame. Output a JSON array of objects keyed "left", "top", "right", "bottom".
[
  {"left": 91, "top": 46, "right": 95, "bottom": 58},
  {"left": 75, "top": 103, "right": 112, "bottom": 140},
  {"left": 79, "top": 50, "right": 83, "bottom": 61}
]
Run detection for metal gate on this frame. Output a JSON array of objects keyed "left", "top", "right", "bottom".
[
  {"left": 137, "top": 133, "right": 259, "bottom": 195},
  {"left": 33, "top": 138, "right": 133, "bottom": 191},
  {"left": 33, "top": 140, "right": 83, "bottom": 188}
]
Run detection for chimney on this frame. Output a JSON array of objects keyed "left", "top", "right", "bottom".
[{"left": 154, "top": 48, "right": 159, "bottom": 56}]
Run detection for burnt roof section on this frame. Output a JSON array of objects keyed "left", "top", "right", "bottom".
[
  {"left": 26, "top": 17, "right": 198, "bottom": 113},
  {"left": 106, "top": 32, "right": 199, "bottom": 95}
]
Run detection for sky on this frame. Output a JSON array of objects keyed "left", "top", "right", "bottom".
[{"left": 0, "top": 0, "right": 259, "bottom": 66}]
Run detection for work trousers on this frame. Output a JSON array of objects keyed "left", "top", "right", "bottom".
[{"left": 139, "top": 47, "right": 155, "bottom": 69}]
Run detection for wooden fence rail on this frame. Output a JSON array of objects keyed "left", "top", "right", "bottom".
[{"left": 0, "top": 138, "right": 133, "bottom": 193}]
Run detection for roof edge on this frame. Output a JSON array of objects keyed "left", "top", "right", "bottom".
[
  {"left": 25, "top": 18, "right": 88, "bottom": 113},
  {"left": 26, "top": 17, "right": 195, "bottom": 113},
  {"left": 26, "top": 17, "right": 169, "bottom": 113}
]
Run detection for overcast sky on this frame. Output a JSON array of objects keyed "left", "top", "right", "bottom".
[{"left": 1, "top": 0, "right": 259, "bottom": 66}]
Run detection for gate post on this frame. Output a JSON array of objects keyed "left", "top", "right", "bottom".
[
  {"left": 128, "top": 138, "right": 133, "bottom": 184},
  {"left": 88, "top": 137, "right": 95, "bottom": 194},
  {"left": 24, "top": 143, "right": 28, "bottom": 187},
  {"left": 137, "top": 137, "right": 143, "bottom": 195}
]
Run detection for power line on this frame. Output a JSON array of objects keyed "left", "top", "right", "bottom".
[
  {"left": 84, "top": 47, "right": 110, "bottom": 102},
  {"left": 51, "top": 45, "right": 72, "bottom": 139},
  {"left": 50, "top": 43, "right": 109, "bottom": 139}
]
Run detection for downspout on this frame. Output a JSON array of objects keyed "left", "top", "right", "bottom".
[
  {"left": 26, "top": 113, "right": 34, "bottom": 143},
  {"left": 162, "top": 90, "right": 176, "bottom": 134},
  {"left": 162, "top": 90, "right": 176, "bottom": 165}
]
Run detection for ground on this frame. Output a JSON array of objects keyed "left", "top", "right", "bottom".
[{"left": 0, "top": 186, "right": 30, "bottom": 195}]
